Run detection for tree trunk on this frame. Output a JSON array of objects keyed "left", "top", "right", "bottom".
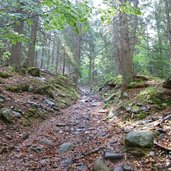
[
  {"left": 10, "top": 20, "right": 24, "bottom": 70},
  {"left": 118, "top": 0, "right": 133, "bottom": 90},
  {"left": 164, "top": 0, "right": 171, "bottom": 62},
  {"left": 62, "top": 48, "right": 66, "bottom": 74},
  {"left": 26, "top": 15, "right": 39, "bottom": 67}
]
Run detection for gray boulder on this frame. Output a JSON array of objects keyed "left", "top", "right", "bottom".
[
  {"left": 94, "top": 159, "right": 110, "bottom": 171},
  {"left": 125, "top": 131, "right": 154, "bottom": 148}
]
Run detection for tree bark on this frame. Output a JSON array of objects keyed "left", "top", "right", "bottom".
[
  {"left": 118, "top": 0, "right": 133, "bottom": 90},
  {"left": 10, "top": 19, "right": 24, "bottom": 70},
  {"left": 164, "top": 0, "right": 171, "bottom": 62},
  {"left": 27, "top": 15, "right": 39, "bottom": 67}
]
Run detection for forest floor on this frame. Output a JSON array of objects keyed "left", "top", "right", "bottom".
[
  {"left": 0, "top": 88, "right": 125, "bottom": 171},
  {"left": 0, "top": 69, "right": 170, "bottom": 171}
]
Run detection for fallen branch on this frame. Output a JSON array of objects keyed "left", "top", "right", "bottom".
[{"left": 154, "top": 140, "right": 171, "bottom": 151}]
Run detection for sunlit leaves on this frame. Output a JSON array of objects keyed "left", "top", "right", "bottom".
[{"left": 98, "top": 0, "right": 141, "bottom": 24}]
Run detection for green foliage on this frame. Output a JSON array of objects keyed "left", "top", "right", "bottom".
[
  {"left": 0, "top": 0, "right": 92, "bottom": 62},
  {"left": 98, "top": 0, "right": 141, "bottom": 24}
]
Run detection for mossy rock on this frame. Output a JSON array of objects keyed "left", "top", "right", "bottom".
[
  {"left": 27, "top": 67, "right": 40, "bottom": 77},
  {"left": 33, "top": 85, "right": 54, "bottom": 98},
  {"left": 0, "top": 108, "right": 14, "bottom": 123},
  {"left": 137, "top": 87, "right": 162, "bottom": 104},
  {"left": 125, "top": 131, "right": 154, "bottom": 148},
  {"left": 135, "top": 112, "right": 149, "bottom": 120},
  {"left": 6, "top": 83, "right": 29, "bottom": 92},
  {"left": 21, "top": 118, "right": 32, "bottom": 126},
  {"left": 0, "top": 71, "right": 12, "bottom": 78}
]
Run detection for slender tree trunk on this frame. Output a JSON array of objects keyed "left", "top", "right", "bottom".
[
  {"left": 10, "top": 20, "right": 24, "bottom": 70},
  {"left": 27, "top": 15, "right": 39, "bottom": 67},
  {"left": 155, "top": 6, "right": 163, "bottom": 77},
  {"left": 130, "top": 0, "right": 139, "bottom": 60},
  {"left": 62, "top": 48, "right": 66, "bottom": 74},
  {"left": 55, "top": 37, "right": 60, "bottom": 73},
  {"left": 164, "top": 0, "right": 171, "bottom": 62}
]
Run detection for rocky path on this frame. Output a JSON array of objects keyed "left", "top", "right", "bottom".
[{"left": 0, "top": 89, "right": 126, "bottom": 171}]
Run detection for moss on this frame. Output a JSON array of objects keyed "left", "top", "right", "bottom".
[
  {"left": 0, "top": 71, "right": 12, "bottom": 78},
  {"left": 21, "top": 118, "right": 32, "bottom": 126},
  {"left": 128, "top": 81, "right": 149, "bottom": 89},
  {"left": 6, "top": 83, "right": 29, "bottom": 92},
  {"left": 33, "top": 85, "right": 54, "bottom": 98},
  {"left": 125, "top": 147, "right": 150, "bottom": 157},
  {"left": 135, "top": 112, "right": 149, "bottom": 120},
  {"left": 137, "top": 87, "right": 162, "bottom": 104},
  {"left": 27, "top": 67, "right": 40, "bottom": 77}
]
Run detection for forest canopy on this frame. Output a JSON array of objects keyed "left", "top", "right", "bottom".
[{"left": 0, "top": 0, "right": 171, "bottom": 87}]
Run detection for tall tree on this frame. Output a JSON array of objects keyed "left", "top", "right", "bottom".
[{"left": 118, "top": 0, "right": 133, "bottom": 90}]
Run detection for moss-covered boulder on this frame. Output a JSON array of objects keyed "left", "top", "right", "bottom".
[
  {"left": 27, "top": 67, "right": 40, "bottom": 77},
  {"left": 137, "top": 87, "right": 162, "bottom": 104},
  {"left": 6, "top": 83, "right": 30, "bottom": 92},
  {"left": 0, "top": 71, "right": 12, "bottom": 78},
  {"left": 125, "top": 131, "right": 154, "bottom": 148}
]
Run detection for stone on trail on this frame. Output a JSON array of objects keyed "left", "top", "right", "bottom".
[
  {"left": 94, "top": 159, "right": 110, "bottom": 171},
  {"left": 125, "top": 131, "right": 154, "bottom": 148},
  {"left": 113, "top": 166, "right": 124, "bottom": 171},
  {"left": 59, "top": 142, "right": 74, "bottom": 154},
  {"left": 123, "top": 165, "right": 134, "bottom": 171},
  {"left": 104, "top": 152, "right": 124, "bottom": 161},
  {"left": 39, "top": 137, "right": 53, "bottom": 146},
  {"left": 107, "top": 108, "right": 117, "bottom": 119}
]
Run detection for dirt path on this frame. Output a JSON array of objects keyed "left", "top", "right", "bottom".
[{"left": 0, "top": 89, "right": 124, "bottom": 171}]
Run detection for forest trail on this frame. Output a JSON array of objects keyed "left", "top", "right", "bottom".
[{"left": 0, "top": 88, "right": 124, "bottom": 171}]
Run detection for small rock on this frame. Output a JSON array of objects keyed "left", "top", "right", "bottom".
[
  {"left": 30, "top": 146, "right": 42, "bottom": 153},
  {"left": 39, "top": 138, "right": 53, "bottom": 146},
  {"left": 107, "top": 108, "right": 117, "bottom": 119},
  {"left": 94, "top": 159, "right": 110, "bottom": 171},
  {"left": 60, "top": 159, "right": 73, "bottom": 167},
  {"left": 5, "top": 133, "right": 13, "bottom": 140},
  {"left": 77, "top": 163, "right": 88, "bottom": 171},
  {"left": 113, "top": 166, "right": 123, "bottom": 171},
  {"left": 125, "top": 131, "right": 154, "bottom": 148},
  {"left": 44, "top": 98, "right": 56, "bottom": 107},
  {"left": 40, "top": 159, "right": 47, "bottom": 166},
  {"left": 56, "top": 123, "right": 66, "bottom": 127},
  {"left": 21, "top": 132, "right": 29, "bottom": 140},
  {"left": 91, "top": 102, "right": 101, "bottom": 107},
  {"left": 0, "top": 108, "right": 14, "bottom": 123},
  {"left": 13, "top": 111, "right": 22, "bottom": 118},
  {"left": 149, "top": 151, "right": 156, "bottom": 157},
  {"left": 59, "top": 142, "right": 74, "bottom": 154},
  {"left": 123, "top": 165, "right": 134, "bottom": 171},
  {"left": 0, "top": 96, "right": 5, "bottom": 103},
  {"left": 104, "top": 152, "right": 124, "bottom": 161},
  {"left": 141, "top": 106, "right": 150, "bottom": 112}
]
